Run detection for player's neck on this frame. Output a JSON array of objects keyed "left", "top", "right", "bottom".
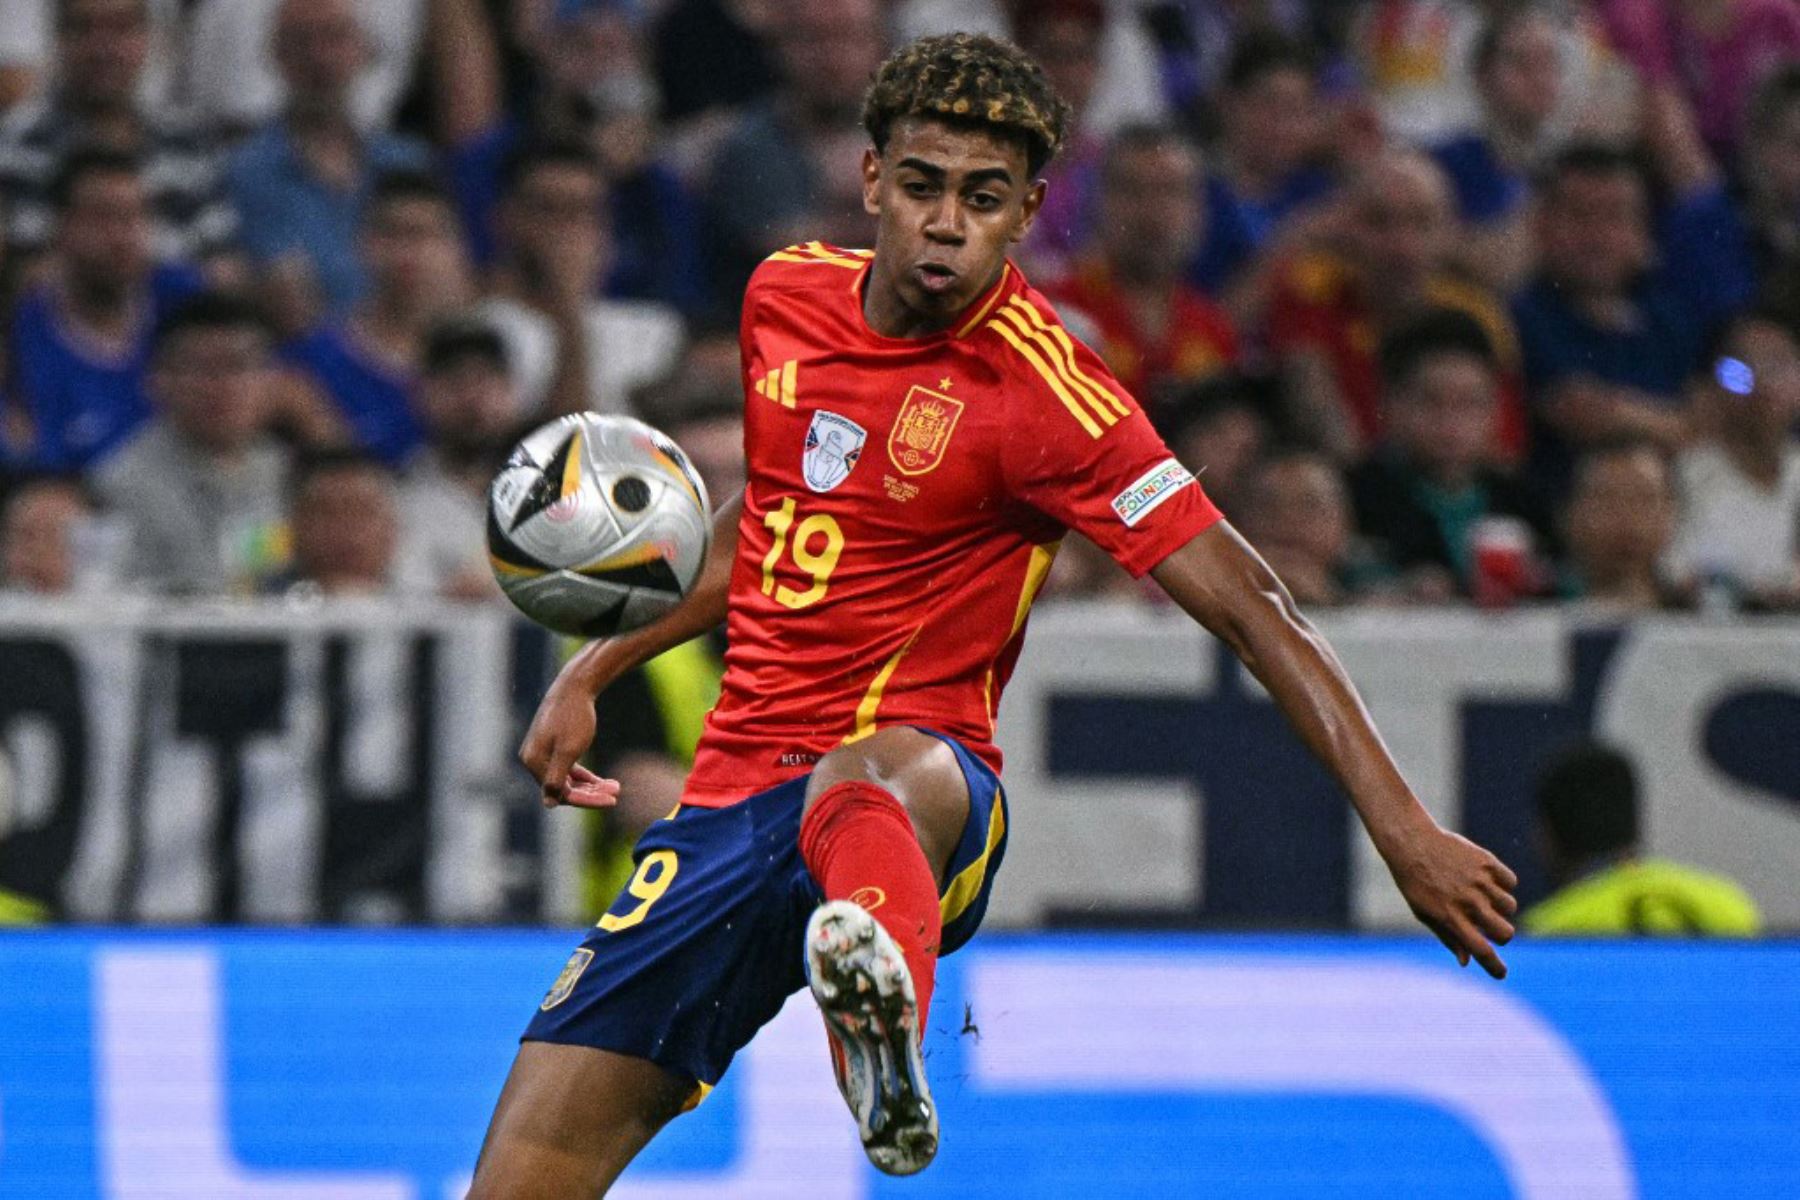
[{"left": 861, "top": 261, "right": 999, "bottom": 340}]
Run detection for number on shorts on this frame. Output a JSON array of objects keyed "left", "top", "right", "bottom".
[{"left": 598, "top": 849, "right": 679, "bottom": 932}]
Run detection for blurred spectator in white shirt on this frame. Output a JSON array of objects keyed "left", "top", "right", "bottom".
[
  {"left": 94, "top": 292, "right": 291, "bottom": 595},
  {"left": 396, "top": 318, "right": 521, "bottom": 600},
  {"left": 0, "top": 0, "right": 238, "bottom": 278},
  {"left": 1670, "top": 314, "right": 1800, "bottom": 610}
]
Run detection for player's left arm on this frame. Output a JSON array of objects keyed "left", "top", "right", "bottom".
[{"left": 1151, "top": 521, "right": 1520, "bottom": 978}]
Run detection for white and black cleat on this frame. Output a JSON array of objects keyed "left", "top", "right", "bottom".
[{"left": 804, "top": 899, "right": 939, "bottom": 1176}]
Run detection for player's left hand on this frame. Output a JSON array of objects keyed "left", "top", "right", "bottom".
[
  {"left": 1383, "top": 825, "right": 1519, "bottom": 979},
  {"left": 553, "top": 765, "right": 622, "bottom": 810}
]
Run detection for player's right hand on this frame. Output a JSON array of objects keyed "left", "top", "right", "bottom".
[
  {"left": 1384, "top": 824, "right": 1519, "bottom": 980},
  {"left": 519, "top": 680, "right": 619, "bottom": 809}
]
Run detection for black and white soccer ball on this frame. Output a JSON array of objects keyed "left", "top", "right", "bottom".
[{"left": 487, "top": 413, "right": 712, "bottom": 637}]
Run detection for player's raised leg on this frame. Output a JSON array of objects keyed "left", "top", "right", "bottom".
[
  {"left": 467, "top": 1042, "right": 692, "bottom": 1199},
  {"left": 799, "top": 727, "right": 969, "bottom": 1175}
]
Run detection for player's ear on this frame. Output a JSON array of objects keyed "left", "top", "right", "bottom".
[
  {"left": 1010, "top": 179, "right": 1047, "bottom": 244},
  {"left": 861, "top": 147, "right": 883, "bottom": 216}
]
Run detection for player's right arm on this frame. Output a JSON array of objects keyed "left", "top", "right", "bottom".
[{"left": 520, "top": 493, "right": 741, "bottom": 807}]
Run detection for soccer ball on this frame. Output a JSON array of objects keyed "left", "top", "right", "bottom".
[{"left": 487, "top": 413, "right": 712, "bottom": 637}]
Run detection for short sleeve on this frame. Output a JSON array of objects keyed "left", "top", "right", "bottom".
[{"left": 995, "top": 299, "right": 1222, "bottom": 577}]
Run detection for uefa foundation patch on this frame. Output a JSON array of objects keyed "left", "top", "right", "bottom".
[
  {"left": 540, "top": 948, "right": 595, "bottom": 1011},
  {"left": 1111, "top": 459, "right": 1194, "bottom": 527}
]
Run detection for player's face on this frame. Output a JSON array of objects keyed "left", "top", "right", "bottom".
[{"left": 862, "top": 119, "right": 1045, "bottom": 335}]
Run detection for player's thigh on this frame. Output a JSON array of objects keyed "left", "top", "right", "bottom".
[
  {"left": 806, "top": 727, "right": 970, "bottom": 882},
  {"left": 469, "top": 1041, "right": 691, "bottom": 1200}
]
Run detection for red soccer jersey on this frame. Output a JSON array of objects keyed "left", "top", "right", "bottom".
[{"left": 681, "top": 242, "right": 1222, "bottom": 806}]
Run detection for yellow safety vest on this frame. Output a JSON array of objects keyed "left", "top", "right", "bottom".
[
  {"left": 1523, "top": 858, "right": 1763, "bottom": 936},
  {"left": 582, "top": 638, "right": 724, "bottom": 915}
]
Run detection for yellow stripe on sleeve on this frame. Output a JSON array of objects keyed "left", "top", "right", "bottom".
[
  {"left": 987, "top": 318, "right": 1104, "bottom": 437},
  {"left": 1008, "top": 298, "right": 1132, "bottom": 418},
  {"left": 994, "top": 306, "right": 1118, "bottom": 429}
]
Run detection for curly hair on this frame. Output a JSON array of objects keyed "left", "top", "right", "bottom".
[{"left": 862, "top": 33, "right": 1072, "bottom": 178}]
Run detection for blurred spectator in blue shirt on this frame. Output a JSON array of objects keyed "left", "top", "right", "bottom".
[
  {"left": 226, "top": 0, "right": 433, "bottom": 329},
  {"left": 1514, "top": 141, "right": 1751, "bottom": 497},
  {"left": 1188, "top": 32, "right": 1338, "bottom": 307},
  {"left": 282, "top": 172, "right": 474, "bottom": 467},
  {"left": 0, "top": 0, "right": 239, "bottom": 282},
  {"left": 5, "top": 149, "right": 201, "bottom": 472},
  {"left": 449, "top": 1, "right": 708, "bottom": 316},
  {"left": 1010, "top": 0, "right": 1108, "bottom": 281}
]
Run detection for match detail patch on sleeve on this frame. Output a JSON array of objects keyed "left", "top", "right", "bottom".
[{"left": 1111, "top": 459, "right": 1196, "bottom": 527}]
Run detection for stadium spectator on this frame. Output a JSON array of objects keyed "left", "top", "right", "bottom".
[
  {"left": 1429, "top": 4, "right": 1582, "bottom": 295},
  {"left": 0, "top": 0, "right": 49, "bottom": 114},
  {"left": 225, "top": 0, "right": 434, "bottom": 327},
  {"left": 1265, "top": 147, "right": 1521, "bottom": 461},
  {"left": 700, "top": 0, "right": 888, "bottom": 309},
  {"left": 1348, "top": 0, "right": 1487, "bottom": 145},
  {"left": 1525, "top": 740, "right": 1762, "bottom": 935},
  {"left": 94, "top": 293, "right": 290, "bottom": 595},
  {"left": 0, "top": 0, "right": 238, "bottom": 278},
  {"left": 0, "top": 475, "right": 95, "bottom": 594},
  {"left": 1350, "top": 310, "right": 1553, "bottom": 605},
  {"left": 4, "top": 149, "right": 202, "bottom": 472},
  {"left": 1158, "top": 372, "right": 1275, "bottom": 522},
  {"left": 1042, "top": 125, "right": 1240, "bottom": 404},
  {"left": 1668, "top": 314, "right": 1800, "bottom": 610},
  {"left": 1352, "top": 0, "right": 1634, "bottom": 150},
  {"left": 1238, "top": 448, "right": 1386, "bottom": 607},
  {"left": 637, "top": 326, "right": 749, "bottom": 507},
  {"left": 650, "top": 0, "right": 781, "bottom": 125},
  {"left": 1557, "top": 438, "right": 1688, "bottom": 611},
  {"left": 163, "top": 0, "right": 434, "bottom": 140},
  {"left": 278, "top": 450, "right": 403, "bottom": 597},
  {"left": 1008, "top": 0, "right": 1108, "bottom": 280},
  {"left": 396, "top": 319, "right": 518, "bottom": 600},
  {"left": 449, "top": 2, "right": 708, "bottom": 315},
  {"left": 1189, "top": 31, "right": 1338, "bottom": 301},
  {"left": 1130, "top": 0, "right": 1315, "bottom": 131},
  {"left": 282, "top": 172, "right": 473, "bottom": 468},
  {"left": 1513, "top": 144, "right": 1715, "bottom": 497},
  {"left": 476, "top": 142, "right": 684, "bottom": 418},
  {"left": 1593, "top": 0, "right": 1800, "bottom": 160},
  {"left": 1740, "top": 66, "right": 1800, "bottom": 330}
]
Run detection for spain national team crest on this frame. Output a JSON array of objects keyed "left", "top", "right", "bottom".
[
  {"left": 803, "top": 410, "right": 866, "bottom": 493},
  {"left": 887, "top": 386, "right": 965, "bottom": 476}
]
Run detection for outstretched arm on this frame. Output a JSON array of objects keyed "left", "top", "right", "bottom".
[
  {"left": 1151, "top": 520, "right": 1519, "bottom": 977},
  {"left": 519, "top": 494, "right": 742, "bottom": 807}
]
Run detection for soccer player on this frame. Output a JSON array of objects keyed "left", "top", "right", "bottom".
[{"left": 470, "top": 33, "right": 1519, "bottom": 1196}]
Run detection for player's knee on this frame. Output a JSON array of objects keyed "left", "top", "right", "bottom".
[{"left": 807, "top": 730, "right": 968, "bottom": 872}]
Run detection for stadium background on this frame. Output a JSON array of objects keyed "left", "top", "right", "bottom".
[{"left": 2, "top": 0, "right": 1799, "bottom": 1195}]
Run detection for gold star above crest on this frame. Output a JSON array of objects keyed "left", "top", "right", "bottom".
[{"left": 938, "top": 377, "right": 954, "bottom": 391}]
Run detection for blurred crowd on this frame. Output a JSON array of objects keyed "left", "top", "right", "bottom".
[{"left": 0, "top": 0, "right": 1798, "bottom": 618}]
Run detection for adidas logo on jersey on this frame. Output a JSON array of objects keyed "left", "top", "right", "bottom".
[{"left": 756, "top": 361, "right": 798, "bottom": 409}]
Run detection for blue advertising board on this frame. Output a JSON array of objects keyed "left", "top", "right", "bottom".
[{"left": 1, "top": 931, "right": 1795, "bottom": 1198}]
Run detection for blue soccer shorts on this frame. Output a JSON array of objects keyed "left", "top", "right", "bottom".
[{"left": 522, "top": 727, "right": 1008, "bottom": 1101}]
